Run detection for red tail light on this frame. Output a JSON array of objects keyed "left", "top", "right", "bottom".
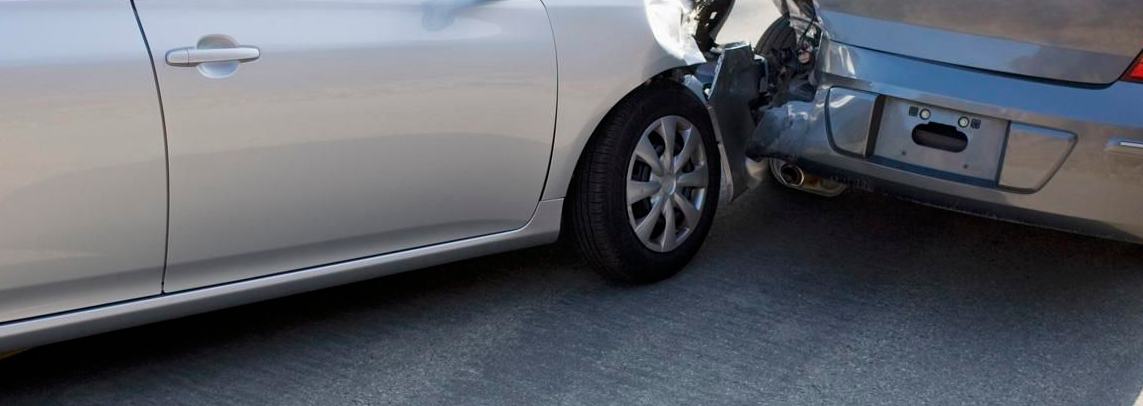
[{"left": 1126, "top": 53, "right": 1143, "bottom": 83}]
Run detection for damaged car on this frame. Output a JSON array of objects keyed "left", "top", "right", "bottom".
[
  {"left": 704, "top": 0, "right": 1143, "bottom": 243},
  {"left": 7, "top": 0, "right": 1137, "bottom": 354},
  {"left": 0, "top": 0, "right": 752, "bottom": 352}
]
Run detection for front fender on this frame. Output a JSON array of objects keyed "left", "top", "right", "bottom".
[{"left": 539, "top": 0, "right": 704, "bottom": 201}]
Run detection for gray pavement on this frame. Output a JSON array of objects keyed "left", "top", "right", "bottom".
[{"left": 2, "top": 183, "right": 1142, "bottom": 406}]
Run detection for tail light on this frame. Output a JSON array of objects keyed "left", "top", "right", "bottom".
[{"left": 1125, "top": 52, "right": 1143, "bottom": 83}]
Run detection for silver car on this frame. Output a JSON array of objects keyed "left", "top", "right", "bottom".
[
  {"left": 0, "top": 0, "right": 742, "bottom": 351},
  {"left": 716, "top": 0, "right": 1143, "bottom": 243}
]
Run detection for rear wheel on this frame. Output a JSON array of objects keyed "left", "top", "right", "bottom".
[
  {"left": 567, "top": 82, "right": 721, "bottom": 284},
  {"left": 754, "top": 15, "right": 797, "bottom": 59}
]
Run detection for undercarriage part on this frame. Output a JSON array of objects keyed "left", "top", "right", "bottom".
[{"left": 768, "top": 158, "right": 847, "bottom": 197}]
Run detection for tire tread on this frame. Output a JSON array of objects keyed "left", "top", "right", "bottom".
[{"left": 567, "top": 82, "right": 720, "bottom": 284}]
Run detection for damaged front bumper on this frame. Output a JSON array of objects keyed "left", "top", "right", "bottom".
[
  {"left": 689, "top": 40, "right": 839, "bottom": 201},
  {"left": 689, "top": 43, "right": 769, "bottom": 200}
]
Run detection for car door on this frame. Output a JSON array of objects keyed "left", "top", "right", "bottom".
[
  {"left": 133, "top": 0, "right": 558, "bottom": 292},
  {"left": 0, "top": 0, "right": 168, "bottom": 322}
]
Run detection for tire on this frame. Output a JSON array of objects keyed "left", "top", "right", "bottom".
[
  {"left": 754, "top": 15, "right": 796, "bottom": 61},
  {"left": 567, "top": 82, "right": 722, "bottom": 284}
]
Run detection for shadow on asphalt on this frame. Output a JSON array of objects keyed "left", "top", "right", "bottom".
[{"left": 1, "top": 184, "right": 1141, "bottom": 405}]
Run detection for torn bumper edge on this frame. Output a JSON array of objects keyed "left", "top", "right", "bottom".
[
  {"left": 645, "top": 0, "right": 708, "bottom": 66},
  {"left": 685, "top": 43, "right": 769, "bottom": 202}
]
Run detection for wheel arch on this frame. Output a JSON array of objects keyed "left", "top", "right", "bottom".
[
  {"left": 548, "top": 68, "right": 707, "bottom": 203},
  {"left": 538, "top": 0, "right": 708, "bottom": 203},
  {"left": 564, "top": 69, "right": 706, "bottom": 186}
]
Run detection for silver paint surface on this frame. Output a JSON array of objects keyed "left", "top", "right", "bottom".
[
  {"left": 816, "top": 0, "right": 1143, "bottom": 84},
  {"left": 999, "top": 124, "right": 1076, "bottom": 192},
  {"left": 0, "top": 199, "right": 563, "bottom": 352},
  {"left": 824, "top": 87, "right": 876, "bottom": 157},
  {"left": 0, "top": 0, "right": 168, "bottom": 323},
  {"left": 133, "top": 0, "right": 559, "bottom": 291},
  {"left": 539, "top": 0, "right": 702, "bottom": 201},
  {"left": 0, "top": 0, "right": 697, "bottom": 349}
]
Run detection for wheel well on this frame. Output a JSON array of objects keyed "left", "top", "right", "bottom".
[{"left": 559, "top": 68, "right": 708, "bottom": 236}]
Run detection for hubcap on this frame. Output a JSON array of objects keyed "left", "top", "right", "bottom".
[{"left": 625, "top": 116, "right": 709, "bottom": 253}]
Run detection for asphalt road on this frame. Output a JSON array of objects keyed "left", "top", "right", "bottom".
[{"left": 2, "top": 182, "right": 1142, "bottom": 406}]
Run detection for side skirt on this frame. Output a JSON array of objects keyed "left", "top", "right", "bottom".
[{"left": 0, "top": 199, "right": 564, "bottom": 352}]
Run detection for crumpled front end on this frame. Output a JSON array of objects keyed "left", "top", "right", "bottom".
[
  {"left": 642, "top": 0, "right": 775, "bottom": 202},
  {"left": 644, "top": 0, "right": 707, "bottom": 65},
  {"left": 685, "top": 0, "right": 839, "bottom": 201}
]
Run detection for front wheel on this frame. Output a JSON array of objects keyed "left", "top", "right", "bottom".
[{"left": 567, "top": 82, "right": 722, "bottom": 284}]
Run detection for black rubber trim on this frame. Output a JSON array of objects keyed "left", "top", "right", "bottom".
[{"left": 864, "top": 94, "right": 886, "bottom": 158}]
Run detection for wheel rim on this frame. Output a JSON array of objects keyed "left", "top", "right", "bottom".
[{"left": 626, "top": 116, "right": 709, "bottom": 253}]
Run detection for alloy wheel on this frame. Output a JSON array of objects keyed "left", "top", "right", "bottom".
[{"left": 625, "top": 116, "right": 710, "bottom": 252}]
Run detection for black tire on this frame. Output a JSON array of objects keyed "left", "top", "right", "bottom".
[
  {"left": 567, "top": 82, "right": 722, "bottom": 284},
  {"left": 754, "top": 15, "right": 797, "bottom": 60}
]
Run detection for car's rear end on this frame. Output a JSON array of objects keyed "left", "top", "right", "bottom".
[{"left": 757, "top": 0, "right": 1143, "bottom": 242}]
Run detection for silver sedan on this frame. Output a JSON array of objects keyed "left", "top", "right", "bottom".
[{"left": 0, "top": 0, "right": 735, "bottom": 351}]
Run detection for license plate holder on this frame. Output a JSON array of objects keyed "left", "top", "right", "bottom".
[{"left": 872, "top": 98, "right": 1008, "bottom": 182}]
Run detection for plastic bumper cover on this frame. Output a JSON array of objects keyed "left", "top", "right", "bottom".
[{"left": 757, "top": 40, "right": 1143, "bottom": 243}]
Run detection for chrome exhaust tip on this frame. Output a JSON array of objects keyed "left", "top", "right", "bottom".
[
  {"left": 778, "top": 162, "right": 805, "bottom": 187},
  {"left": 767, "top": 158, "right": 847, "bottom": 197}
]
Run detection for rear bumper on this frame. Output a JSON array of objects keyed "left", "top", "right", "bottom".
[{"left": 761, "top": 40, "right": 1143, "bottom": 243}]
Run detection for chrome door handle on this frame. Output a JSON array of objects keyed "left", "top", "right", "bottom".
[{"left": 166, "top": 46, "right": 260, "bottom": 66}]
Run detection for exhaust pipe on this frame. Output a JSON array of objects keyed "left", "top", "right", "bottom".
[
  {"left": 778, "top": 162, "right": 805, "bottom": 187},
  {"left": 767, "top": 158, "right": 847, "bottom": 197}
]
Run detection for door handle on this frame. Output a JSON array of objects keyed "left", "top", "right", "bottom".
[{"left": 166, "top": 46, "right": 260, "bottom": 66}]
